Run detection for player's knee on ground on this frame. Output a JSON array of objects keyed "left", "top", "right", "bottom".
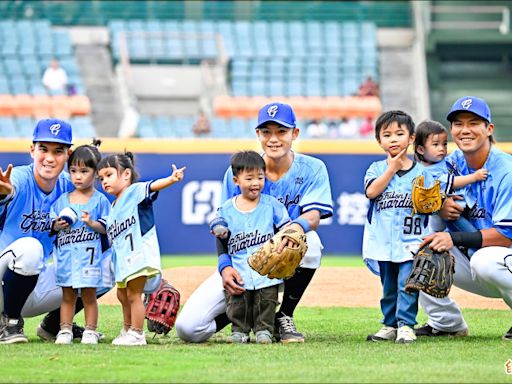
[
  {"left": 175, "top": 314, "right": 213, "bottom": 343},
  {"left": 5, "top": 237, "right": 45, "bottom": 276},
  {"left": 470, "top": 247, "right": 503, "bottom": 283}
]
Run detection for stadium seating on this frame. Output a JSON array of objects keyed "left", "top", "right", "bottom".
[{"left": 0, "top": 19, "right": 95, "bottom": 138}]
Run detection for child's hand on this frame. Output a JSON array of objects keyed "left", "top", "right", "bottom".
[
  {"left": 53, "top": 218, "right": 70, "bottom": 231},
  {"left": 170, "top": 164, "right": 186, "bottom": 183},
  {"left": 0, "top": 164, "right": 13, "bottom": 196},
  {"left": 387, "top": 148, "right": 406, "bottom": 172},
  {"left": 81, "top": 210, "right": 92, "bottom": 226},
  {"left": 474, "top": 168, "right": 488, "bottom": 181}
]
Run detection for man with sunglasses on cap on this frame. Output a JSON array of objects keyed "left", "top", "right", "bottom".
[
  {"left": 416, "top": 96, "right": 512, "bottom": 340},
  {"left": 176, "top": 102, "right": 333, "bottom": 343},
  {"left": 0, "top": 119, "right": 79, "bottom": 343}
]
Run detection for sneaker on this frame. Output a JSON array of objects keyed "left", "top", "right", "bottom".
[
  {"left": 0, "top": 315, "right": 28, "bottom": 344},
  {"left": 37, "top": 321, "right": 104, "bottom": 342},
  {"left": 415, "top": 323, "right": 469, "bottom": 337},
  {"left": 255, "top": 330, "right": 272, "bottom": 344},
  {"left": 276, "top": 315, "right": 305, "bottom": 343},
  {"left": 112, "top": 329, "right": 147, "bottom": 346},
  {"left": 55, "top": 329, "right": 73, "bottom": 345},
  {"left": 366, "top": 326, "right": 397, "bottom": 342},
  {"left": 396, "top": 325, "right": 416, "bottom": 344},
  {"left": 81, "top": 329, "right": 100, "bottom": 344},
  {"left": 227, "top": 332, "right": 250, "bottom": 344},
  {"left": 503, "top": 327, "right": 512, "bottom": 340},
  {"left": 112, "top": 328, "right": 128, "bottom": 344},
  {"left": 37, "top": 324, "right": 57, "bottom": 342}
]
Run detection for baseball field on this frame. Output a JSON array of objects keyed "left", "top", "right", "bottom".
[{"left": 2, "top": 255, "right": 512, "bottom": 383}]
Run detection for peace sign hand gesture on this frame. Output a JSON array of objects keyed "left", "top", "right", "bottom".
[
  {"left": 0, "top": 164, "right": 13, "bottom": 197},
  {"left": 170, "top": 164, "right": 186, "bottom": 183}
]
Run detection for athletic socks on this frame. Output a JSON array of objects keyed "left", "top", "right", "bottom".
[
  {"left": 2, "top": 269, "right": 38, "bottom": 319},
  {"left": 214, "top": 312, "right": 230, "bottom": 332},
  {"left": 277, "top": 267, "right": 316, "bottom": 319}
]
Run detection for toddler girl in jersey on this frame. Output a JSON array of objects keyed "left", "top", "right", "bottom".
[
  {"left": 51, "top": 140, "right": 112, "bottom": 345},
  {"left": 414, "top": 120, "right": 487, "bottom": 234},
  {"left": 98, "top": 152, "right": 185, "bottom": 346}
]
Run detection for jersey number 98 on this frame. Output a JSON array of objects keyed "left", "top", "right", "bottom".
[{"left": 403, "top": 216, "right": 422, "bottom": 235}]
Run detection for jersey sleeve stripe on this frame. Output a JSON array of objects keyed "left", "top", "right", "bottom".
[{"left": 496, "top": 220, "right": 512, "bottom": 227}]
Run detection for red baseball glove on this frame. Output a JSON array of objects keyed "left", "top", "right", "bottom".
[{"left": 144, "top": 279, "right": 180, "bottom": 335}]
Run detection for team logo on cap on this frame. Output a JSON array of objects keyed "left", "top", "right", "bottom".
[
  {"left": 461, "top": 99, "right": 472, "bottom": 110},
  {"left": 49, "top": 123, "right": 61, "bottom": 136},
  {"left": 267, "top": 105, "right": 278, "bottom": 118}
]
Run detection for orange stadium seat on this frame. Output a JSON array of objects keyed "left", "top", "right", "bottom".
[
  {"left": 213, "top": 95, "right": 237, "bottom": 118},
  {"left": 32, "top": 95, "right": 52, "bottom": 119},
  {"left": 13, "top": 95, "right": 33, "bottom": 117},
  {"left": 50, "top": 95, "right": 71, "bottom": 119},
  {"left": 0, "top": 95, "right": 15, "bottom": 116},
  {"left": 69, "top": 95, "right": 92, "bottom": 115}
]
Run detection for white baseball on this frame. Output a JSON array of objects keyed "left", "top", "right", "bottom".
[
  {"left": 212, "top": 224, "right": 229, "bottom": 239},
  {"left": 59, "top": 207, "right": 78, "bottom": 225}
]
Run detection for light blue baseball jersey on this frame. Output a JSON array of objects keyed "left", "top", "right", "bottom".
[
  {"left": 363, "top": 161, "right": 432, "bottom": 275},
  {"left": 106, "top": 182, "right": 161, "bottom": 283},
  {"left": 222, "top": 153, "right": 333, "bottom": 220},
  {"left": 218, "top": 194, "right": 290, "bottom": 290},
  {"left": 51, "top": 190, "right": 113, "bottom": 289},
  {"left": 423, "top": 159, "right": 476, "bottom": 209},
  {"left": 445, "top": 147, "right": 512, "bottom": 239},
  {"left": 0, "top": 164, "right": 73, "bottom": 261}
]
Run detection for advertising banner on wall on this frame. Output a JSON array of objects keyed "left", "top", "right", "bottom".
[{"left": 0, "top": 151, "right": 383, "bottom": 255}]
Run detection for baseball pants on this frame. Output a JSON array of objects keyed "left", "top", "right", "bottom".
[
  {"left": 176, "top": 230, "right": 323, "bottom": 342},
  {"left": 420, "top": 245, "right": 512, "bottom": 332}
]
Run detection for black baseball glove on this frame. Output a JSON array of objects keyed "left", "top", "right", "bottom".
[{"left": 405, "top": 243, "right": 455, "bottom": 298}]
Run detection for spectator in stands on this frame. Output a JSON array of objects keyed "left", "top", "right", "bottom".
[
  {"left": 358, "top": 76, "right": 380, "bottom": 97},
  {"left": 306, "top": 119, "right": 328, "bottom": 138},
  {"left": 192, "top": 110, "right": 212, "bottom": 136},
  {"left": 360, "top": 116, "right": 374, "bottom": 137},
  {"left": 42, "top": 58, "right": 69, "bottom": 95},
  {"left": 338, "top": 117, "right": 359, "bottom": 139}
]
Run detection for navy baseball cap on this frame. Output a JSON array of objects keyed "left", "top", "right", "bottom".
[
  {"left": 32, "top": 118, "right": 73, "bottom": 146},
  {"left": 256, "top": 102, "right": 296, "bottom": 129},
  {"left": 447, "top": 96, "right": 491, "bottom": 123}
]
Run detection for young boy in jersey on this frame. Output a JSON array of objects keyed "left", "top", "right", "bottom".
[
  {"left": 363, "top": 110, "right": 433, "bottom": 344},
  {"left": 176, "top": 102, "right": 333, "bottom": 344},
  {"left": 51, "top": 140, "right": 112, "bottom": 345},
  {"left": 98, "top": 152, "right": 185, "bottom": 346},
  {"left": 414, "top": 120, "right": 487, "bottom": 234},
  {"left": 215, "top": 151, "right": 291, "bottom": 344}
]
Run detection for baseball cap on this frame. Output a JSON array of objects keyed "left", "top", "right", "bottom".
[
  {"left": 32, "top": 118, "right": 73, "bottom": 146},
  {"left": 256, "top": 102, "right": 296, "bottom": 129},
  {"left": 447, "top": 96, "right": 491, "bottom": 123}
]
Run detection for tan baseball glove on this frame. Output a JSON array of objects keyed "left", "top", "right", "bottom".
[
  {"left": 411, "top": 175, "right": 444, "bottom": 215},
  {"left": 248, "top": 227, "right": 308, "bottom": 279}
]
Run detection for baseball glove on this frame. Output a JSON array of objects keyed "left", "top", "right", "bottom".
[
  {"left": 405, "top": 243, "right": 455, "bottom": 298},
  {"left": 411, "top": 175, "right": 444, "bottom": 215},
  {"left": 144, "top": 279, "right": 180, "bottom": 335},
  {"left": 248, "top": 227, "right": 308, "bottom": 279}
]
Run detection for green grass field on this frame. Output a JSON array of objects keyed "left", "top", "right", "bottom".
[
  {"left": 162, "top": 255, "right": 365, "bottom": 269},
  {"left": 2, "top": 257, "right": 511, "bottom": 383}
]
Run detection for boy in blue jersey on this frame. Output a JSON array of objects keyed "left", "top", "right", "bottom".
[
  {"left": 415, "top": 96, "right": 512, "bottom": 340},
  {"left": 363, "top": 110, "right": 432, "bottom": 344},
  {"left": 215, "top": 150, "right": 291, "bottom": 344},
  {"left": 0, "top": 119, "right": 75, "bottom": 343},
  {"left": 176, "top": 102, "right": 333, "bottom": 344}
]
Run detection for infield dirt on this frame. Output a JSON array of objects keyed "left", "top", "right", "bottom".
[{"left": 99, "top": 266, "right": 508, "bottom": 310}]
